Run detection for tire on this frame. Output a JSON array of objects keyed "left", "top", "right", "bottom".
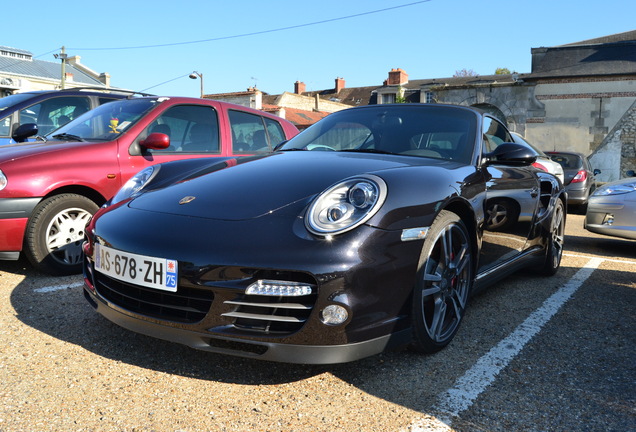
[
  {"left": 540, "top": 199, "right": 565, "bottom": 276},
  {"left": 24, "top": 194, "right": 99, "bottom": 275},
  {"left": 411, "top": 210, "right": 474, "bottom": 354}
]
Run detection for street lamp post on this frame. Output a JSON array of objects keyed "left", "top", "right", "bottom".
[
  {"left": 189, "top": 71, "right": 204, "bottom": 98},
  {"left": 54, "top": 46, "right": 68, "bottom": 89}
]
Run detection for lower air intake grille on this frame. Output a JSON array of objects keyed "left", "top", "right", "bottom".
[
  {"left": 94, "top": 273, "right": 213, "bottom": 323},
  {"left": 223, "top": 294, "right": 316, "bottom": 334}
]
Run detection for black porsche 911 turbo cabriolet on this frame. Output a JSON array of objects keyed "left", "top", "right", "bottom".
[{"left": 82, "top": 103, "right": 566, "bottom": 364}]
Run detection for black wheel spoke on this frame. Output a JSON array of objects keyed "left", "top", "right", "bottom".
[
  {"left": 441, "top": 228, "right": 453, "bottom": 267},
  {"left": 423, "top": 271, "right": 442, "bottom": 284},
  {"left": 428, "top": 297, "right": 446, "bottom": 340}
]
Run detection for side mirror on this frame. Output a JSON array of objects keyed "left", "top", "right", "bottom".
[
  {"left": 11, "top": 123, "right": 38, "bottom": 143},
  {"left": 484, "top": 143, "right": 537, "bottom": 166},
  {"left": 627, "top": 170, "right": 635, "bottom": 177},
  {"left": 140, "top": 132, "right": 170, "bottom": 150},
  {"left": 593, "top": 168, "right": 601, "bottom": 176}
]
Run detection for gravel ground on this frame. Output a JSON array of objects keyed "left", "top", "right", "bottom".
[{"left": 0, "top": 215, "right": 634, "bottom": 431}]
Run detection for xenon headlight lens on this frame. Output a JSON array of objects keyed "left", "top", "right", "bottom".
[
  {"left": 593, "top": 181, "right": 636, "bottom": 196},
  {"left": 306, "top": 175, "right": 387, "bottom": 235},
  {"left": 111, "top": 166, "right": 158, "bottom": 205}
]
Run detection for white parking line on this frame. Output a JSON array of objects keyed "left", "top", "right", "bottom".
[
  {"left": 564, "top": 251, "right": 636, "bottom": 265},
  {"left": 33, "top": 281, "right": 83, "bottom": 293},
  {"left": 405, "top": 257, "right": 603, "bottom": 430}
]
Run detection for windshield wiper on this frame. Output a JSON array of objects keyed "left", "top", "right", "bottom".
[
  {"left": 339, "top": 148, "right": 397, "bottom": 155},
  {"left": 51, "top": 133, "right": 85, "bottom": 142}
]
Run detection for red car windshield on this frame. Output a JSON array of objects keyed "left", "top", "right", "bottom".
[{"left": 47, "top": 98, "right": 160, "bottom": 141}]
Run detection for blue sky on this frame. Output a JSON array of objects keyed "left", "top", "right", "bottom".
[{"left": 5, "top": 0, "right": 634, "bottom": 97}]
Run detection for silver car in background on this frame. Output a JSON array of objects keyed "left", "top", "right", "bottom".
[
  {"left": 585, "top": 173, "right": 636, "bottom": 240},
  {"left": 511, "top": 133, "right": 565, "bottom": 184}
]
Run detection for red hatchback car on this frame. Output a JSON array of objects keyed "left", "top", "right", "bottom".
[{"left": 0, "top": 96, "right": 298, "bottom": 274}]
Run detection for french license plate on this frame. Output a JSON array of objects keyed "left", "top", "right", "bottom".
[{"left": 93, "top": 243, "right": 178, "bottom": 292}]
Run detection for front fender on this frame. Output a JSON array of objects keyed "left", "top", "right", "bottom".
[{"left": 366, "top": 164, "right": 480, "bottom": 231}]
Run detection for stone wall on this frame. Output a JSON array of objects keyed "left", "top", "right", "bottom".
[
  {"left": 591, "top": 100, "right": 636, "bottom": 181},
  {"left": 429, "top": 83, "right": 544, "bottom": 137},
  {"left": 525, "top": 79, "right": 636, "bottom": 161},
  {"left": 428, "top": 78, "right": 636, "bottom": 181}
]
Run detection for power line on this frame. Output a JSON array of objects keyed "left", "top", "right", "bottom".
[
  {"left": 138, "top": 73, "right": 192, "bottom": 93},
  {"left": 69, "top": 1, "right": 432, "bottom": 51}
]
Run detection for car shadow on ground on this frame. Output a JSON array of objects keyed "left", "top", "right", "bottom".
[
  {"left": 565, "top": 233, "right": 636, "bottom": 260},
  {"left": 7, "top": 245, "right": 636, "bottom": 423},
  {"left": 8, "top": 255, "right": 521, "bottom": 396},
  {"left": 2, "top": 260, "right": 572, "bottom": 394}
]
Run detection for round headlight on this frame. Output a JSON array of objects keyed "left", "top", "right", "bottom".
[
  {"left": 306, "top": 175, "right": 387, "bottom": 236},
  {"left": 111, "top": 165, "right": 158, "bottom": 205},
  {"left": 0, "top": 169, "right": 7, "bottom": 191}
]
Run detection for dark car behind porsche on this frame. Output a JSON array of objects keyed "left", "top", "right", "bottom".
[{"left": 547, "top": 151, "right": 599, "bottom": 211}]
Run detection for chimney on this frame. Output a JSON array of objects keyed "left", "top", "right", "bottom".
[
  {"left": 335, "top": 77, "right": 345, "bottom": 93},
  {"left": 67, "top": 55, "right": 81, "bottom": 66},
  {"left": 99, "top": 72, "right": 111, "bottom": 87},
  {"left": 294, "top": 81, "right": 306, "bottom": 94},
  {"left": 387, "top": 68, "right": 408, "bottom": 85}
]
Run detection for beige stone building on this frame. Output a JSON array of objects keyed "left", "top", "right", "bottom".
[{"left": 0, "top": 46, "right": 110, "bottom": 96}]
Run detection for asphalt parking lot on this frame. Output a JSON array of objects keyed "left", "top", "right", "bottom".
[{"left": 0, "top": 214, "right": 634, "bottom": 432}]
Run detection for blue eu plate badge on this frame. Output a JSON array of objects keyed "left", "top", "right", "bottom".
[{"left": 166, "top": 259, "right": 178, "bottom": 290}]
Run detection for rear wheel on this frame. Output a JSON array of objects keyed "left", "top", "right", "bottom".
[
  {"left": 24, "top": 194, "right": 99, "bottom": 275},
  {"left": 540, "top": 199, "right": 565, "bottom": 276},
  {"left": 411, "top": 210, "right": 473, "bottom": 353}
]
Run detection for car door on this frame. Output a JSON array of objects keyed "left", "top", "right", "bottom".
[
  {"left": 120, "top": 103, "right": 223, "bottom": 183},
  {"left": 228, "top": 109, "right": 287, "bottom": 154},
  {"left": 478, "top": 116, "right": 540, "bottom": 273}
]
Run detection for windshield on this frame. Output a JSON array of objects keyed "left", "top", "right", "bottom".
[
  {"left": 46, "top": 98, "right": 160, "bottom": 140},
  {"left": 280, "top": 105, "right": 477, "bottom": 164},
  {"left": 549, "top": 153, "right": 583, "bottom": 169},
  {"left": 0, "top": 92, "right": 38, "bottom": 113}
]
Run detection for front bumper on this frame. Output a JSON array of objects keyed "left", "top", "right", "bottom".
[
  {"left": 83, "top": 287, "right": 410, "bottom": 364},
  {"left": 584, "top": 196, "right": 636, "bottom": 240},
  {"left": 0, "top": 197, "right": 41, "bottom": 255},
  {"left": 83, "top": 206, "right": 422, "bottom": 364}
]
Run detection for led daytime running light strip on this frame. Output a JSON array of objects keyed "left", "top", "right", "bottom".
[{"left": 246, "top": 280, "right": 313, "bottom": 296}]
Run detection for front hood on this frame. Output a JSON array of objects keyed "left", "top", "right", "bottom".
[
  {"left": 0, "top": 139, "right": 92, "bottom": 162},
  {"left": 129, "top": 151, "right": 447, "bottom": 220}
]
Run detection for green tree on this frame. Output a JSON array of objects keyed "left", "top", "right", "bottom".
[
  {"left": 395, "top": 85, "right": 407, "bottom": 103},
  {"left": 495, "top": 67, "right": 512, "bottom": 75}
]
